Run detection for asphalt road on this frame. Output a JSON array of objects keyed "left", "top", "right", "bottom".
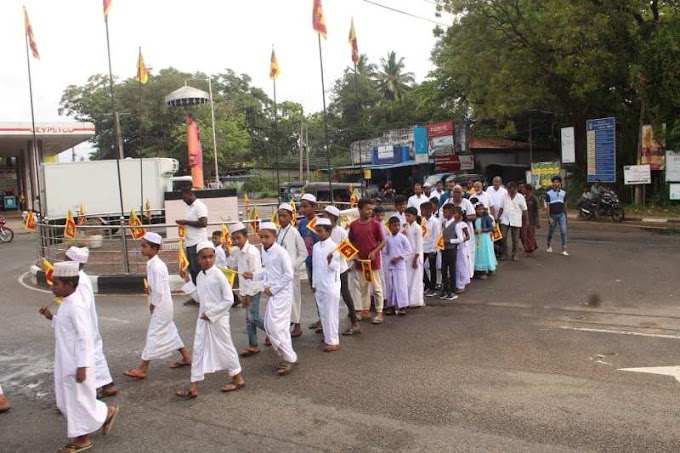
[{"left": 1, "top": 222, "right": 680, "bottom": 452}]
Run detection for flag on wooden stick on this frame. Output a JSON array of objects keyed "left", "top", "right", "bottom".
[{"left": 64, "top": 210, "right": 77, "bottom": 239}]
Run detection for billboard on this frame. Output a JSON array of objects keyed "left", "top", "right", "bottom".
[
  {"left": 427, "top": 121, "right": 455, "bottom": 156},
  {"left": 531, "top": 161, "right": 561, "bottom": 188},
  {"left": 561, "top": 127, "right": 575, "bottom": 164},
  {"left": 586, "top": 117, "right": 616, "bottom": 183},
  {"left": 640, "top": 124, "right": 665, "bottom": 170},
  {"left": 623, "top": 165, "right": 651, "bottom": 185}
]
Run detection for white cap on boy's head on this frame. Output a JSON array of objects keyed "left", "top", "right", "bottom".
[
  {"left": 278, "top": 203, "right": 293, "bottom": 212},
  {"left": 229, "top": 222, "right": 246, "bottom": 233},
  {"left": 143, "top": 232, "right": 162, "bottom": 245},
  {"left": 301, "top": 193, "right": 317, "bottom": 203},
  {"left": 316, "top": 218, "right": 332, "bottom": 227},
  {"left": 197, "top": 241, "right": 215, "bottom": 253},
  {"left": 323, "top": 205, "right": 340, "bottom": 218},
  {"left": 259, "top": 222, "right": 278, "bottom": 232},
  {"left": 66, "top": 246, "right": 89, "bottom": 263},
  {"left": 53, "top": 261, "right": 80, "bottom": 277}
]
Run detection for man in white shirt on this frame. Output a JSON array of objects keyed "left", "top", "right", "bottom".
[
  {"left": 176, "top": 187, "right": 209, "bottom": 306},
  {"left": 471, "top": 181, "right": 491, "bottom": 208},
  {"left": 407, "top": 183, "right": 429, "bottom": 215},
  {"left": 485, "top": 177, "right": 508, "bottom": 219},
  {"left": 497, "top": 182, "right": 527, "bottom": 261},
  {"left": 434, "top": 180, "right": 445, "bottom": 201}
]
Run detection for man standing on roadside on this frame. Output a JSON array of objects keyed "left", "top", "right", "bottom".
[
  {"left": 497, "top": 182, "right": 527, "bottom": 261},
  {"left": 407, "top": 183, "right": 429, "bottom": 216},
  {"left": 546, "top": 176, "right": 569, "bottom": 256},
  {"left": 472, "top": 181, "right": 491, "bottom": 209},
  {"left": 176, "top": 187, "right": 209, "bottom": 306},
  {"left": 485, "top": 177, "right": 507, "bottom": 219}
]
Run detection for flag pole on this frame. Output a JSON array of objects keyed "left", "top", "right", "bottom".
[
  {"left": 353, "top": 62, "right": 363, "bottom": 192},
  {"left": 273, "top": 77, "right": 281, "bottom": 202},
  {"left": 138, "top": 47, "right": 144, "bottom": 216},
  {"left": 317, "top": 34, "right": 334, "bottom": 202},
  {"left": 104, "top": 9, "right": 129, "bottom": 272},
  {"left": 23, "top": 24, "right": 40, "bottom": 215}
]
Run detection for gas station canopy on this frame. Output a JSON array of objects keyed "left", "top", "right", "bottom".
[{"left": 0, "top": 121, "right": 95, "bottom": 158}]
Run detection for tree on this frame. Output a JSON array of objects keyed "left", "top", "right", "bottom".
[{"left": 374, "top": 51, "right": 415, "bottom": 101}]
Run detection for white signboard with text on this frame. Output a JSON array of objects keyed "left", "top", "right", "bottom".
[
  {"left": 666, "top": 150, "right": 680, "bottom": 182},
  {"left": 561, "top": 127, "right": 576, "bottom": 164},
  {"left": 624, "top": 164, "right": 651, "bottom": 185}
]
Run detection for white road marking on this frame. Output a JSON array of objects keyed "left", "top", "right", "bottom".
[
  {"left": 99, "top": 316, "right": 129, "bottom": 324},
  {"left": 619, "top": 366, "right": 680, "bottom": 383},
  {"left": 16, "top": 271, "right": 52, "bottom": 294},
  {"left": 558, "top": 326, "right": 680, "bottom": 340}
]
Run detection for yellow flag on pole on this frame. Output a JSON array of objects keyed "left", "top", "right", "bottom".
[
  {"left": 136, "top": 47, "right": 149, "bottom": 84},
  {"left": 64, "top": 210, "right": 77, "bottom": 239},
  {"left": 270, "top": 48, "right": 280, "bottom": 81},
  {"left": 42, "top": 258, "right": 54, "bottom": 286},
  {"left": 25, "top": 211, "right": 36, "bottom": 231},
  {"left": 78, "top": 204, "right": 87, "bottom": 225},
  {"left": 178, "top": 240, "right": 189, "bottom": 271},
  {"left": 128, "top": 209, "right": 146, "bottom": 239}
]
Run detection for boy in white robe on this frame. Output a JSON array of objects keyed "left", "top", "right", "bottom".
[
  {"left": 276, "top": 203, "right": 307, "bottom": 338},
  {"left": 404, "top": 207, "right": 425, "bottom": 308},
  {"left": 384, "top": 216, "right": 411, "bottom": 315},
  {"left": 124, "top": 232, "right": 192, "bottom": 380},
  {"left": 244, "top": 222, "right": 298, "bottom": 376},
  {"left": 324, "top": 205, "right": 360, "bottom": 336},
  {"left": 224, "top": 222, "right": 265, "bottom": 357},
  {"left": 211, "top": 230, "right": 228, "bottom": 268},
  {"left": 176, "top": 241, "right": 245, "bottom": 399},
  {"left": 65, "top": 246, "right": 118, "bottom": 399},
  {"left": 39, "top": 262, "right": 119, "bottom": 453},
  {"left": 313, "top": 217, "right": 348, "bottom": 351}
]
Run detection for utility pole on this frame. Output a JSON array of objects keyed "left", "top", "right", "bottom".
[{"left": 299, "top": 122, "right": 304, "bottom": 182}]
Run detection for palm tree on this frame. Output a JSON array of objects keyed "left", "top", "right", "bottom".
[
  {"left": 355, "top": 54, "right": 377, "bottom": 78},
  {"left": 375, "top": 51, "right": 415, "bottom": 101}
]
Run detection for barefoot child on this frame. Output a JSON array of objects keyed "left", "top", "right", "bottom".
[
  {"left": 124, "top": 232, "right": 192, "bottom": 380},
  {"left": 39, "top": 261, "right": 119, "bottom": 453},
  {"left": 244, "top": 222, "right": 298, "bottom": 375},
  {"left": 384, "top": 216, "right": 412, "bottom": 315},
  {"left": 224, "top": 222, "right": 265, "bottom": 358},
  {"left": 313, "top": 217, "right": 348, "bottom": 352},
  {"left": 65, "top": 246, "right": 118, "bottom": 399},
  {"left": 176, "top": 241, "right": 245, "bottom": 398}
]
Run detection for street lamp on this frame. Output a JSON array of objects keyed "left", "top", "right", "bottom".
[{"left": 165, "top": 78, "right": 220, "bottom": 187}]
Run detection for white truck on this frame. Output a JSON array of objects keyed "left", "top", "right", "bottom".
[{"left": 39, "top": 158, "right": 187, "bottom": 220}]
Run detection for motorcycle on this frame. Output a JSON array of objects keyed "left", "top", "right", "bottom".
[
  {"left": 577, "top": 190, "right": 625, "bottom": 222},
  {"left": 0, "top": 217, "right": 14, "bottom": 243}
]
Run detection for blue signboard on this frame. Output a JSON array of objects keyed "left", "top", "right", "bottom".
[
  {"left": 414, "top": 127, "right": 428, "bottom": 164},
  {"left": 586, "top": 117, "right": 616, "bottom": 183}
]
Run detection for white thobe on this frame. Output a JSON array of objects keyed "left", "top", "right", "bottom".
[
  {"left": 77, "top": 270, "right": 113, "bottom": 389},
  {"left": 190, "top": 266, "right": 241, "bottom": 382},
  {"left": 256, "top": 242, "right": 297, "bottom": 363},
  {"left": 53, "top": 291, "right": 107, "bottom": 438},
  {"left": 312, "top": 238, "right": 348, "bottom": 346},
  {"left": 142, "top": 256, "right": 185, "bottom": 361},
  {"left": 404, "top": 222, "right": 425, "bottom": 307},
  {"left": 226, "top": 242, "right": 263, "bottom": 296},
  {"left": 277, "top": 224, "right": 307, "bottom": 324},
  {"left": 215, "top": 245, "right": 228, "bottom": 268}
]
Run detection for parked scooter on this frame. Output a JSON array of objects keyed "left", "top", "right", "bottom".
[
  {"left": 0, "top": 217, "right": 14, "bottom": 243},
  {"left": 577, "top": 189, "right": 625, "bottom": 222}
]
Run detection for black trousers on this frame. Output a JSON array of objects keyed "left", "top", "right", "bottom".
[
  {"left": 440, "top": 248, "right": 457, "bottom": 294},
  {"left": 423, "top": 252, "right": 438, "bottom": 291},
  {"left": 186, "top": 244, "right": 200, "bottom": 284},
  {"left": 340, "top": 270, "right": 358, "bottom": 324}
]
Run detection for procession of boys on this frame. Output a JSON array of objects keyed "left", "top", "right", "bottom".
[{"left": 27, "top": 177, "right": 569, "bottom": 453}]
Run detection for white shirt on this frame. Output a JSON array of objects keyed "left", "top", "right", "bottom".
[
  {"left": 277, "top": 224, "right": 307, "bottom": 272},
  {"left": 499, "top": 193, "right": 527, "bottom": 227},
  {"left": 485, "top": 186, "right": 508, "bottom": 213},
  {"left": 444, "top": 197, "right": 475, "bottom": 218},
  {"left": 472, "top": 191, "right": 491, "bottom": 208},
  {"left": 226, "top": 241, "right": 263, "bottom": 296},
  {"left": 214, "top": 245, "right": 227, "bottom": 268},
  {"left": 422, "top": 216, "right": 441, "bottom": 253},
  {"left": 184, "top": 198, "right": 209, "bottom": 247},
  {"left": 330, "top": 225, "right": 347, "bottom": 245},
  {"left": 407, "top": 194, "right": 429, "bottom": 215}
]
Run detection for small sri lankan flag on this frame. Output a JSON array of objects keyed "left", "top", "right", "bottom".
[
  {"left": 64, "top": 210, "right": 77, "bottom": 239},
  {"left": 436, "top": 231, "right": 445, "bottom": 251},
  {"left": 359, "top": 259, "right": 372, "bottom": 283},
  {"left": 306, "top": 216, "right": 318, "bottom": 234},
  {"left": 336, "top": 239, "right": 358, "bottom": 261}
]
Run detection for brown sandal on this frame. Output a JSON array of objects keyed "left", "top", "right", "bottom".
[
  {"left": 169, "top": 361, "right": 191, "bottom": 369},
  {"left": 221, "top": 381, "right": 245, "bottom": 392},
  {"left": 240, "top": 347, "right": 260, "bottom": 357},
  {"left": 123, "top": 369, "right": 147, "bottom": 380}
]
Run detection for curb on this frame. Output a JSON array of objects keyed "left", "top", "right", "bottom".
[
  {"left": 30, "top": 265, "right": 188, "bottom": 294},
  {"left": 567, "top": 215, "right": 680, "bottom": 224}
]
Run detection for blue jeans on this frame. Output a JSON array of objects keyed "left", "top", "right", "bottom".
[
  {"left": 547, "top": 212, "right": 567, "bottom": 248},
  {"left": 246, "top": 293, "right": 265, "bottom": 347}
]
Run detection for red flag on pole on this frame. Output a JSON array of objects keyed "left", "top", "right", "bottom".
[
  {"left": 270, "top": 48, "right": 280, "bottom": 81},
  {"left": 103, "top": 0, "right": 112, "bottom": 19},
  {"left": 312, "top": 0, "right": 327, "bottom": 39},
  {"left": 349, "top": 17, "right": 359, "bottom": 65},
  {"left": 23, "top": 7, "right": 40, "bottom": 60}
]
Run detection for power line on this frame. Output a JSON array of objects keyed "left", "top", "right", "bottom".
[{"left": 362, "top": 0, "right": 450, "bottom": 27}]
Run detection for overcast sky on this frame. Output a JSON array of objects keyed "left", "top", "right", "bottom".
[{"left": 1, "top": 0, "right": 451, "bottom": 160}]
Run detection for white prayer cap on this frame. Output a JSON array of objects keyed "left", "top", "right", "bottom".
[
  {"left": 143, "top": 232, "right": 162, "bottom": 245},
  {"left": 423, "top": 182, "right": 432, "bottom": 187},
  {"left": 301, "top": 193, "right": 317, "bottom": 204},
  {"left": 316, "top": 218, "right": 332, "bottom": 227},
  {"left": 53, "top": 261, "right": 80, "bottom": 277},
  {"left": 197, "top": 240, "right": 215, "bottom": 253},
  {"left": 260, "top": 222, "right": 278, "bottom": 232},
  {"left": 323, "top": 205, "right": 340, "bottom": 218},
  {"left": 229, "top": 221, "right": 246, "bottom": 233},
  {"left": 278, "top": 202, "right": 293, "bottom": 212},
  {"left": 66, "top": 246, "right": 89, "bottom": 264}
]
